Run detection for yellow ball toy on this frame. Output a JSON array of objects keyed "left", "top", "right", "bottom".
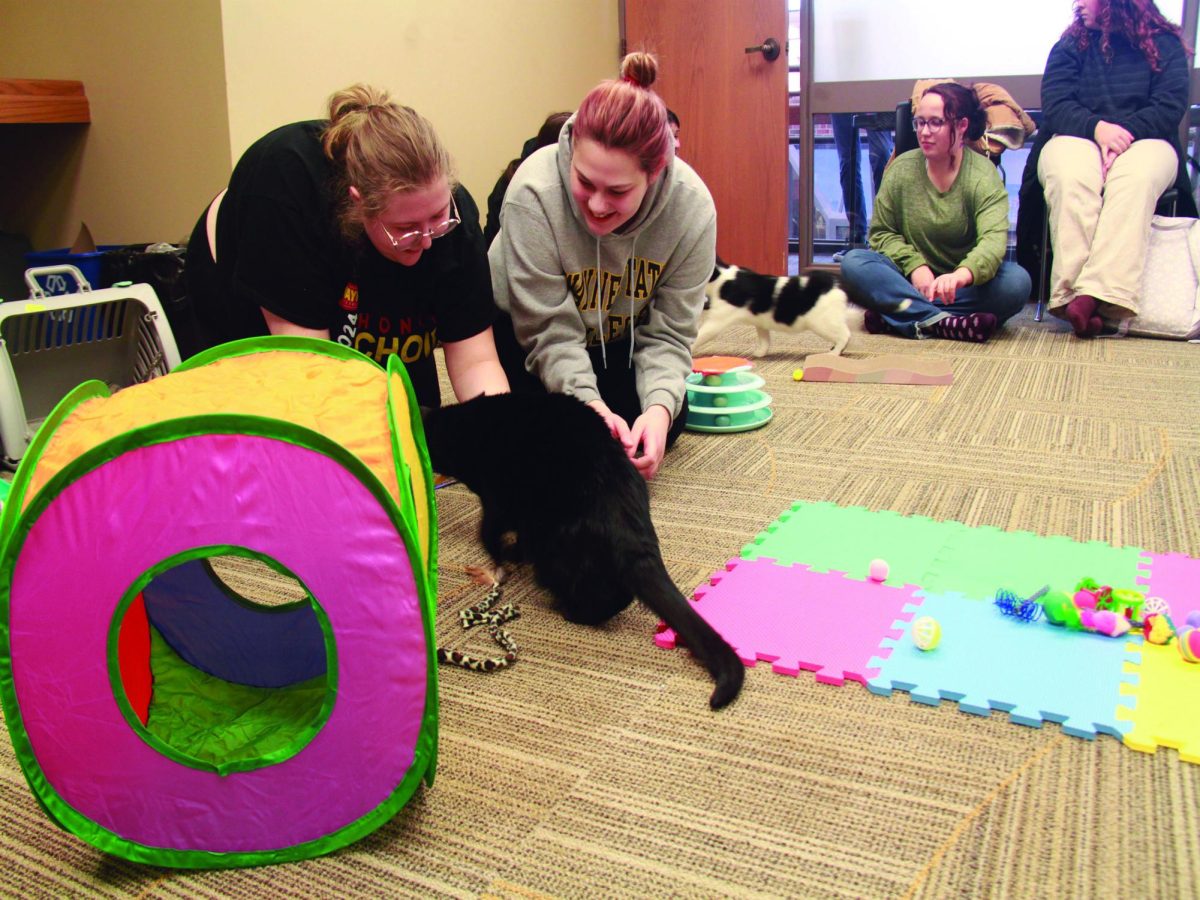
[
  {"left": 792, "top": 368, "right": 804, "bottom": 381},
  {"left": 911, "top": 615, "right": 942, "bottom": 651}
]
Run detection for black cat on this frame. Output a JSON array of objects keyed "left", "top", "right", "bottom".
[{"left": 423, "top": 392, "right": 744, "bottom": 709}]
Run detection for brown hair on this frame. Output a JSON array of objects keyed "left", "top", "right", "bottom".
[
  {"left": 501, "top": 111, "right": 571, "bottom": 183},
  {"left": 321, "top": 84, "right": 455, "bottom": 242},
  {"left": 921, "top": 82, "right": 987, "bottom": 147},
  {"left": 573, "top": 52, "right": 673, "bottom": 176},
  {"left": 1064, "top": 0, "right": 1186, "bottom": 72}
]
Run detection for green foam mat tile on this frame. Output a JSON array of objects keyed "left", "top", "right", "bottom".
[
  {"left": 741, "top": 501, "right": 962, "bottom": 587},
  {"left": 931, "top": 526, "right": 1151, "bottom": 601},
  {"left": 743, "top": 501, "right": 1150, "bottom": 601}
]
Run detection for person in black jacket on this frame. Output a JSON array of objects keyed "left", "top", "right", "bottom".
[
  {"left": 1016, "top": 0, "right": 1194, "bottom": 337},
  {"left": 185, "top": 83, "right": 509, "bottom": 408},
  {"left": 483, "top": 111, "right": 570, "bottom": 248}
]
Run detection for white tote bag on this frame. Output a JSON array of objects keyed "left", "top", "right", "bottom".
[{"left": 1132, "top": 215, "right": 1200, "bottom": 340}]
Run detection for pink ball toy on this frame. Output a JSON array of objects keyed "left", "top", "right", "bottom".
[
  {"left": 1074, "top": 589, "right": 1098, "bottom": 610},
  {"left": 868, "top": 559, "right": 889, "bottom": 582}
]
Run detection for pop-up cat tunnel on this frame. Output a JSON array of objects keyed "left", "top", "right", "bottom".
[{"left": 0, "top": 338, "right": 438, "bottom": 867}]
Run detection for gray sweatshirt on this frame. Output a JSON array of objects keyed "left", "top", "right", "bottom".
[{"left": 489, "top": 116, "right": 717, "bottom": 420}]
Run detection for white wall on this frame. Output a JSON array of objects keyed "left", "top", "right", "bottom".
[
  {"left": 813, "top": 0, "right": 1185, "bottom": 83},
  {"left": 220, "top": 0, "right": 619, "bottom": 221}
]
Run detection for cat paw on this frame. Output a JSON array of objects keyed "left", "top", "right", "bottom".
[{"left": 464, "top": 563, "right": 506, "bottom": 586}]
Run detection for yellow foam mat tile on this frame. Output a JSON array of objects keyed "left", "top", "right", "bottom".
[{"left": 1119, "top": 640, "right": 1200, "bottom": 763}]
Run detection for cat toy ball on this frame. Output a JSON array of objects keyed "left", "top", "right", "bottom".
[
  {"left": 1178, "top": 627, "right": 1200, "bottom": 663},
  {"left": 911, "top": 616, "right": 941, "bottom": 651},
  {"left": 1144, "top": 613, "right": 1177, "bottom": 645},
  {"left": 868, "top": 558, "right": 889, "bottom": 582},
  {"left": 1142, "top": 596, "right": 1172, "bottom": 620}
]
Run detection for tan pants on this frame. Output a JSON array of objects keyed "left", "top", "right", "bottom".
[{"left": 1037, "top": 135, "right": 1176, "bottom": 318}]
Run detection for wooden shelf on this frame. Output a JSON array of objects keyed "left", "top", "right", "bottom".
[{"left": 0, "top": 79, "right": 90, "bottom": 124}]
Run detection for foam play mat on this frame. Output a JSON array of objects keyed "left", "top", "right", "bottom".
[
  {"left": 657, "top": 501, "right": 1200, "bottom": 764},
  {"left": 0, "top": 337, "right": 439, "bottom": 867}
]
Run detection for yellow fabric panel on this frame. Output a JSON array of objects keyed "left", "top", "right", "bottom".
[
  {"left": 387, "top": 370, "right": 431, "bottom": 570},
  {"left": 24, "top": 351, "right": 401, "bottom": 511}
]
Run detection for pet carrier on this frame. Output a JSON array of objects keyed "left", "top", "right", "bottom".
[{"left": 0, "top": 264, "right": 180, "bottom": 468}]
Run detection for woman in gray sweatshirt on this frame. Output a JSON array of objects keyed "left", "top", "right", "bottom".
[{"left": 489, "top": 52, "right": 717, "bottom": 480}]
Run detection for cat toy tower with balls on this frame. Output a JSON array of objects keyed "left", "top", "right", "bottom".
[{"left": 685, "top": 356, "right": 773, "bottom": 433}]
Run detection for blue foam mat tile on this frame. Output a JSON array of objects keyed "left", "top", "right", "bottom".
[{"left": 866, "top": 591, "right": 1140, "bottom": 740}]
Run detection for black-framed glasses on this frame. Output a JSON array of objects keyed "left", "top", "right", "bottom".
[
  {"left": 912, "top": 117, "right": 948, "bottom": 133},
  {"left": 380, "top": 193, "right": 460, "bottom": 250}
]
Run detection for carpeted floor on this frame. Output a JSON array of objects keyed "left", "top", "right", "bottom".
[{"left": 1, "top": 306, "right": 1197, "bottom": 898}]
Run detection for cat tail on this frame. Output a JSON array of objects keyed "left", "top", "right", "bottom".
[
  {"left": 839, "top": 278, "right": 914, "bottom": 318},
  {"left": 630, "top": 555, "right": 745, "bottom": 710}
]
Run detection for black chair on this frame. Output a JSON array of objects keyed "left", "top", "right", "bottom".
[
  {"left": 1033, "top": 188, "right": 1178, "bottom": 321},
  {"left": 894, "top": 100, "right": 919, "bottom": 157}
]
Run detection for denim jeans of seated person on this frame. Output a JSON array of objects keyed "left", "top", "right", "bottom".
[{"left": 839, "top": 249, "right": 1030, "bottom": 338}]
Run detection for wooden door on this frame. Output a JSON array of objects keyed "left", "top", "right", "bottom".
[{"left": 623, "top": 0, "right": 790, "bottom": 275}]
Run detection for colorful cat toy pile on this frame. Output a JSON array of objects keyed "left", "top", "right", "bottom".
[{"left": 996, "top": 578, "right": 1200, "bottom": 662}]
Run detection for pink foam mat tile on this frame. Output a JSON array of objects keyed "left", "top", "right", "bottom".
[
  {"left": 656, "top": 557, "right": 923, "bottom": 685},
  {"left": 1138, "top": 552, "right": 1200, "bottom": 621}
]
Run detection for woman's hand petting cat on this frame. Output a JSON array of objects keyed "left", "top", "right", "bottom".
[
  {"left": 930, "top": 267, "right": 974, "bottom": 303},
  {"left": 630, "top": 405, "right": 672, "bottom": 480},
  {"left": 587, "top": 399, "right": 636, "bottom": 452}
]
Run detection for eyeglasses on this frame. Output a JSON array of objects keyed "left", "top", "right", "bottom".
[
  {"left": 912, "top": 117, "right": 947, "bottom": 133},
  {"left": 380, "top": 193, "right": 460, "bottom": 250}
]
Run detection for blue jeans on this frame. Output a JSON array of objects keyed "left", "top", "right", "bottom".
[
  {"left": 832, "top": 114, "right": 894, "bottom": 245},
  {"left": 839, "top": 249, "right": 1031, "bottom": 338}
]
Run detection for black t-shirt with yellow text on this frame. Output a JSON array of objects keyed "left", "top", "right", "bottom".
[{"left": 199, "top": 120, "right": 494, "bottom": 409}]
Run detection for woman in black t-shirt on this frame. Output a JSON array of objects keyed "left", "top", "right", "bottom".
[{"left": 185, "top": 83, "right": 509, "bottom": 408}]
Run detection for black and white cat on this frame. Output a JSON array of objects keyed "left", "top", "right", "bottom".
[
  {"left": 423, "top": 392, "right": 744, "bottom": 710},
  {"left": 697, "top": 261, "right": 854, "bottom": 357}
]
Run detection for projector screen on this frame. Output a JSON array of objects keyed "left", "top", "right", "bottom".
[{"left": 811, "top": 0, "right": 1185, "bottom": 83}]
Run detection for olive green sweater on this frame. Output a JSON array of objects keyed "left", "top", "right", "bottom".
[{"left": 868, "top": 148, "right": 1010, "bottom": 283}]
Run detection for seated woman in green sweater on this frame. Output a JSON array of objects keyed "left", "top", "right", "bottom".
[{"left": 840, "top": 83, "right": 1031, "bottom": 342}]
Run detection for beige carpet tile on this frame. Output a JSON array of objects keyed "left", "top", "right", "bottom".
[{"left": 0, "top": 307, "right": 1197, "bottom": 896}]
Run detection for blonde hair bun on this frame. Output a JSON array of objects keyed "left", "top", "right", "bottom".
[{"left": 619, "top": 52, "right": 659, "bottom": 89}]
